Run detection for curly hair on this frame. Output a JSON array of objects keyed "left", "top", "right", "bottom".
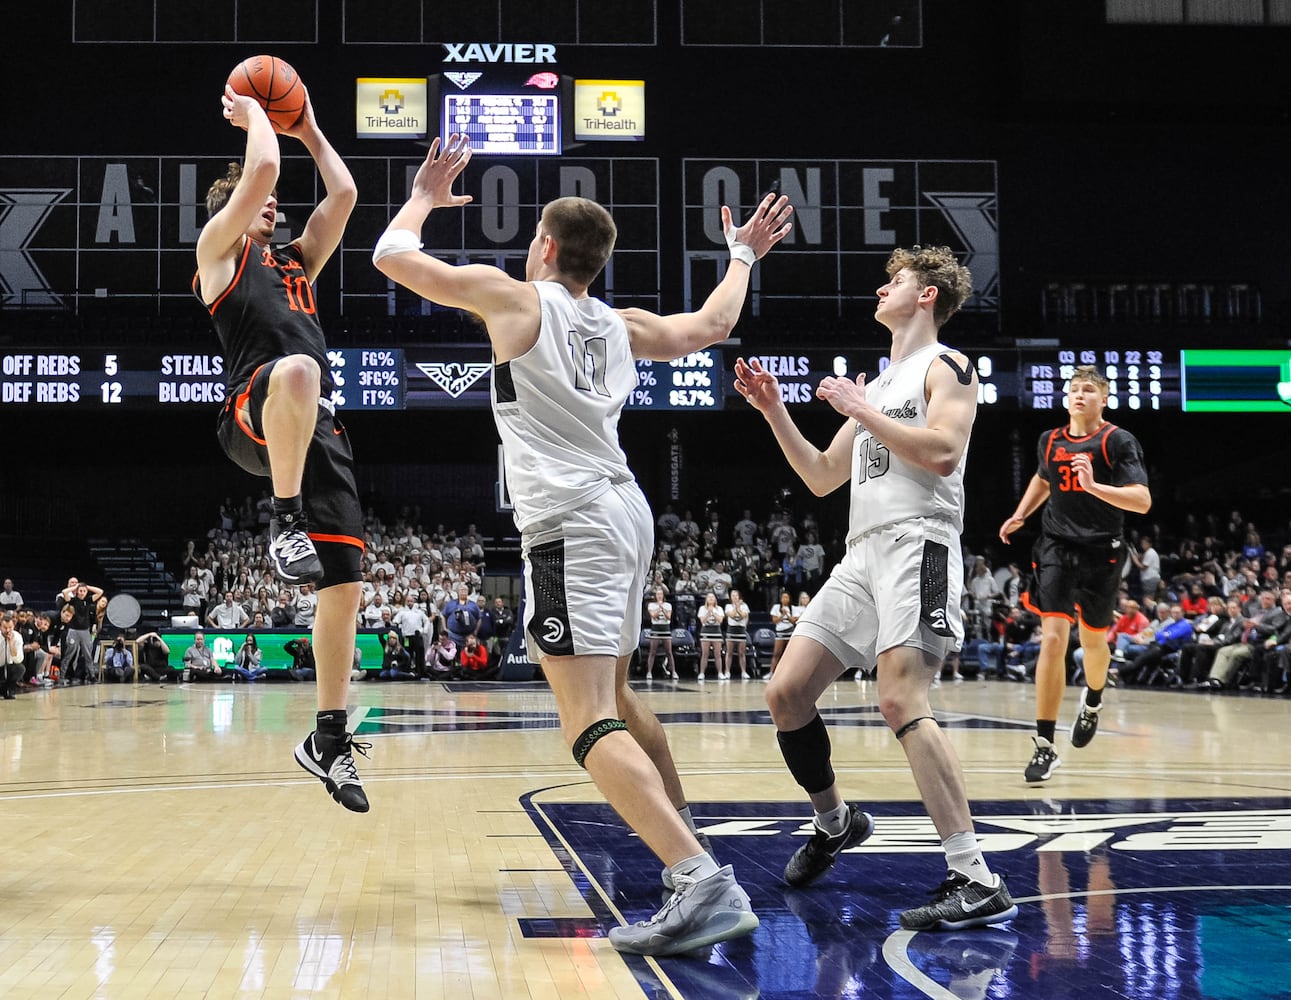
[
  {"left": 205, "top": 161, "right": 243, "bottom": 219},
  {"left": 885, "top": 245, "right": 974, "bottom": 328}
]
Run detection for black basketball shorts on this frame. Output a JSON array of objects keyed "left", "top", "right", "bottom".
[{"left": 1024, "top": 534, "right": 1127, "bottom": 630}]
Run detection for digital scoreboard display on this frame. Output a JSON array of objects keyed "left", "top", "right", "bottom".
[
  {"left": 629, "top": 351, "right": 723, "bottom": 410},
  {"left": 1019, "top": 347, "right": 1180, "bottom": 412},
  {"left": 0, "top": 348, "right": 404, "bottom": 410},
  {"left": 434, "top": 70, "right": 565, "bottom": 156}
]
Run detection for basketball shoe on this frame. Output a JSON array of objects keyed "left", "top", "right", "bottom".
[
  {"left": 1023, "top": 736, "right": 1061, "bottom": 783},
  {"left": 899, "top": 871, "right": 1018, "bottom": 931},
  {"left": 269, "top": 515, "right": 324, "bottom": 583},
  {"left": 783, "top": 804, "right": 875, "bottom": 886},
  {"left": 609, "top": 864, "right": 758, "bottom": 955},
  {"left": 295, "top": 731, "right": 371, "bottom": 812},
  {"left": 1069, "top": 690, "right": 1102, "bottom": 748}
]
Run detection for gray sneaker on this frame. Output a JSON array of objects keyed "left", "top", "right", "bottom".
[
  {"left": 609, "top": 864, "right": 759, "bottom": 956},
  {"left": 899, "top": 871, "right": 1018, "bottom": 931},
  {"left": 661, "top": 830, "right": 715, "bottom": 890}
]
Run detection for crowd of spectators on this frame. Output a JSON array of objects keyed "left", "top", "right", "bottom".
[
  {"left": 171, "top": 496, "right": 517, "bottom": 682},
  {"left": 963, "top": 511, "right": 1291, "bottom": 697}
]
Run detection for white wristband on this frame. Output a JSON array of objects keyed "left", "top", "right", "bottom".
[
  {"left": 372, "top": 228, "right": 423, "bottom": 265},
  {"left": 725, "top": 227, "right": 757, "bottom": 267}
]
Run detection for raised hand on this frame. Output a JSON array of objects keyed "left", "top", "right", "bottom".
[
  {"left": 412, "top": 134, "right": 474, "bottom": 210},
  {"left": 726, "top": 193, "right": 795, "bottom": 260},
  {"left": 733, "top": 356, "right": 782, "bottom": 413}
]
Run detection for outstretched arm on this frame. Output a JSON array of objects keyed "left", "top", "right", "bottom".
[
  {"left": 622, "top": 195, "right": 794, "bottom": 361},
  {"left": 195, "top": 87, "right": 279, "bottom": 276},
  {"left": 1000, "top": 474, "right": 1051, "bottom": 544},
  {"left": 373, "top": 135, "right": 535, "bottom": 354},
  {"left": 282, "top": 88, "right": 358, "bottom": 282},
  {"left": 734, "top": 357, "right": 854, "bottom": 497}
]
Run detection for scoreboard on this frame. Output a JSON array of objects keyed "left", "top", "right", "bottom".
[
  {"left": 0, "top": 348, "right": 405, "bottom": 410},
  {"left": 0, "top": 342, "right": 1266, "bottom": 413}
]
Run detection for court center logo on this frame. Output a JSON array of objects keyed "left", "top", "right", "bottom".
[{"left": 416, "top": 362, "right": 491, "bottom": 397}]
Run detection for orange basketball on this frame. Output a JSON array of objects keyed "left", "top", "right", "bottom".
[{"left": 227, "top": 55, "right": 305, "bottom": 132}]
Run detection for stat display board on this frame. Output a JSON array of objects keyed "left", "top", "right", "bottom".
[
  {"left": 162, "top": 629, "right": 387, "bottom": 673},
  {"left": 0, "top": 342, "right": 1258, "bottom": 414},
  {"left": 434, "top": 70, "right": 564, "bottom": 155},
  {"left": 0, "top": 348, "right": 403, "bottom": 409}
]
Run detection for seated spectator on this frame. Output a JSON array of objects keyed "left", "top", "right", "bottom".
[
  {"left": 102, "top": 636, "right": 135, "bottom": 683},
  {"left": 429, "top": 632, "right": 457, "bottom": 678},
  {"left": 183, "top": 630, "right": 221, "bottom": 682},
  {"left": 284, "top": 636, "right": 316, "bottom": 682},
  {"left": 1106, "top": 598, "right": 1149, "bottom": 656},
  {"left": 457, "top": 633, "right": 496, "bottom": 680},
  {"left": 229, "top": 634, "right": 269, "bottom": 683},
  {"left": 1, "top": 613, "right": 23, "bottom": 699},
  {"left": 1113, "top": 602, "right": 1171, "bottom": 664},
  {"left": 379, "top": 629, "right": 416, "bottom": 681},
  {"left": 1118, "top": 604, "right": 1193, "bottom": 686},
  {"left": 269, "top": 590, "right": 295, "bottom": 628},
  {"left": 136, "top": 632, "right": 174, "bottom": 684},
  {"left": 1179, "top": 584, "right": 1209, "bottom": 618},
  {"left": 1206, "top": 589, "right": 1286, "bottom": 689},
  {"left": 207, "top": 591, "right": 250, "bottom": 631}
]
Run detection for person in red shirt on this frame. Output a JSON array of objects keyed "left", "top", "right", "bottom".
[
  {"left": 1107, "top": 598, "right": 1150, "bottom": 654},
  {"left": 458, "top": 633, "right": 496, "bottom": 680}
]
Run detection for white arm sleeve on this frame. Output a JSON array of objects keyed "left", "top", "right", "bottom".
[{"left": 372, "top": 228, "right": 423, "bottom": 265}]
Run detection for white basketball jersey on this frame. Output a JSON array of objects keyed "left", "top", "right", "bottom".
[
  {"left": 492, "top": 281, "right": 637, "bottom": 531},
  {"left": 847, "top": 341, "right": 968, "bottom": 541}
]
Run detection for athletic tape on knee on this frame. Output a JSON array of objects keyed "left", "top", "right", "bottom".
[
  {"left": 894, "top": 715, "right": 935, "bottom": 740},
  {"left": 776, "top": 712, "right": 835, "bottom": 795},
  {"left": 572, "top": 718, "right": 628, "bottom": 768}
]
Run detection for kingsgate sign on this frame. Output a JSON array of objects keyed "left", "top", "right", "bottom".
[{"left": 443, "top": 43, "right": 557, "bottom": 63}]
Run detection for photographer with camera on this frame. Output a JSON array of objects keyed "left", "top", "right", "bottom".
[{"left": 136, "top": 632, "right": 174, "bottom": 684}]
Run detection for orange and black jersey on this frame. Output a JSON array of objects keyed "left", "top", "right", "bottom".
[
  {"left": 193, "top": 239, "right": 331, "bottom": 394},
  {"left": 1036, "top": 423, "right": 1147, "bottom": 544}
]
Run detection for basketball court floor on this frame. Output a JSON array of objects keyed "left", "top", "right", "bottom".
[{"left": 2, "top": 673, "right": 1288, "bottom": 999}]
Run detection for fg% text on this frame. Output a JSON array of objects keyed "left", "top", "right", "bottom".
[{"left": 630, "top": 356, "right": 718, "bottom": 409}]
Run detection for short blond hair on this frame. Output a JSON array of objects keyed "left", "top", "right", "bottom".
[{"left": 885, "top": 245, "right": 974, "bottom": 327}]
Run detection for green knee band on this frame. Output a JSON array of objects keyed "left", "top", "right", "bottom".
[{"left": 573, "top": 718, "right": 628, "bottom": 768}]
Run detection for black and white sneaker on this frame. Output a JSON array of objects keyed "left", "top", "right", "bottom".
[
  {"left": 1024, "top": 736, "right": 1061, "bottom": 783},
  {"left": 899, "top": 871, "right": 1018, "bottom": 931},
  {"left": 662, "top": 830, "right": 716, "bottom": 890},
  {"left": 269, "top": 516, "right": 324, "bottom": 583},
  {"left": 783, "top": 804, "right": 875, "bottom": 886},
  {"left": 295, "top": 731, "right": 371, "bottom": 813},
  {"left": 1069, "top": 689, "right": 1102, "bottom": 748}
]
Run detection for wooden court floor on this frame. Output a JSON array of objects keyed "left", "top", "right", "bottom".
[{"left": 2, "top": 673, "right": 1289, "bottom": 999}]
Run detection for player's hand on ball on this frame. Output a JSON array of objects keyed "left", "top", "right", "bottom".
[
  {"left": 414, "top": 135, "right": 474, "bottom": 210},
  {"left": 222, "top": 84, "right": 265, "bottom": 131},
  {"left": 279, "top": 86, "right": 316, "bottom": 139}
]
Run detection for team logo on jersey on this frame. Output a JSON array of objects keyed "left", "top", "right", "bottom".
[
  {"left": 542, "top": 617, "right": 566, "bottom": 643},
  {"left": 416, "top": 362, "right": 491, "bottom": 397}
]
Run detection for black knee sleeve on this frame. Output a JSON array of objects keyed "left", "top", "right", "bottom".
[
  {"left": 776, "top": 712, "right": 835, "bottom": 795},
  {"left": 572, "top": 718, "right": 628, "bottom": 768}
]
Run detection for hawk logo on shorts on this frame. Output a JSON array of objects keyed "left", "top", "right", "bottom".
[
  {"left": 924, "top": 607, "right": 952, "bottom": 635},
  {"left": 416, "top": 362, "right": 491, "bottom": 398},
  {"left": 542, "top": 617, "right": 566, "bottom": 643}
]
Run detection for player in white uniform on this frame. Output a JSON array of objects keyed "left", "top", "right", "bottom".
[
  {"left": 734, "top": 245, "right": 1018, "bottom": 932},
  {"left": 373, "top": 134, "right": 793, "bottom": 956}
]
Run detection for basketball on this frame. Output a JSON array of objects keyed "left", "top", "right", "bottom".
[{"left": 227, "top": 55, "right": 305, "bottom": 131}]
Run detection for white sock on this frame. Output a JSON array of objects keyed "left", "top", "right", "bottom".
[
  {"left": 944, "top": 830, "right": 994, "bottom": 884},
  {"left": 815, "top": 802, "right": 851, "bottom": 837},
  {"left": 670, "top": 851, "right": 721, "bottom": 883},
  {"left": 678, "top": 804, "right": 698, "bottom": 833}
]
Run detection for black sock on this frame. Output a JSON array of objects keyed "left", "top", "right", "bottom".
[
  {"left": 273, "top": 495, "right": 304, "bottom": 521},
  {"left": 1085, "top": 686, "right": 1103, "bottom": 709},
  {"left": 316, "top": 710, "right": 347, "bottom": 745},
  {"left": 1037, "top": 720, "right": 1056, "bottom": 743}
]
